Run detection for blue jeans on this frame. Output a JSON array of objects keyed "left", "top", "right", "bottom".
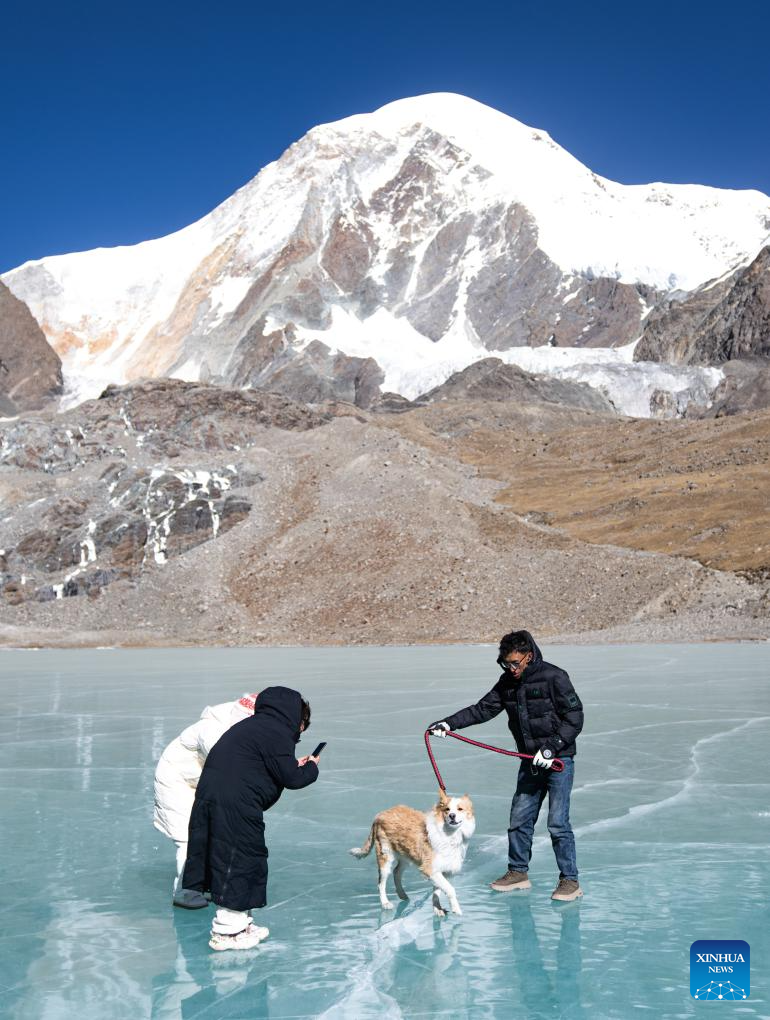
[{"left": 508, "top": 757, "right": 577, "bottom": 879}]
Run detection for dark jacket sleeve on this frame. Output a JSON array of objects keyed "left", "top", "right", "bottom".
[
  {"left": 444, "top": 685, "right": 504, "bottom": 731},
  {"left": 542, "top": 670, "right": 583, "bottom": 755},
  {"left": 267, "top": 752, "right": 319, "bottom": 790}
]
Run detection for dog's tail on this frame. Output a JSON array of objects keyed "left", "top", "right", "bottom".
[{"left": 349, "top": 823, "right": 375, "bottom": 858}]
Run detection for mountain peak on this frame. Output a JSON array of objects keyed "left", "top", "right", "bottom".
[
  {"left": 330, "top": 91, "right": 539, "bottom": 135},
  {"left": 317, "top": 91, "right": 584, "bottom": 184},
  {"left": 3, "top": 94, "right": 769, "bottom": 415}
]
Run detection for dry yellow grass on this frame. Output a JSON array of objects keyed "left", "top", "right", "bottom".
[{"left": 383, "top": 404, "right": 770, "bottom": 574}]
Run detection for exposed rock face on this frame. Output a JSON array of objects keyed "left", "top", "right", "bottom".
[
  {"left": 226, "top": 319, "right": 384, "bottom": 407},
  {"left": 96, "top": 378, "right": 331, "bottom": 449},
  {"left": 260, "top": 341, "right": 384, "bottom": 408},
  {"left": 635, "top": 246, "right": 770, "bottom": 365},
  {"left": 456, "top": 205, "right": 655, "bottom": 352},
  {"left": 0, "top": 421, "right": 96, "bottom": 472},
  {"left": 698, "top": 359, "right": 770, "bottom": 417},
  {"left": 370, "top": 391, "right": 421, "bottom": 414},
  {"left": 418, "top": 358, "right": 617, "bottom": 414},
  {"left": 4, "top": 462, "right": 251, "bottom": 604},
  {"left": 0, "top": 380, "right": 327, "bottom": 605},
  {"left": 634, "top": 280, "right": 732, "bottom": 365},
  {"left": 0, "top": 281, "right": 62, "bottom": 414},
  {"left": 203, "top": 130, "right": 658, "bottom": 405}
]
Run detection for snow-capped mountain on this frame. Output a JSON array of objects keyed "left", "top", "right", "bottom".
[{"left": 3, "top": 93, "right": 770, "bottom": 415}]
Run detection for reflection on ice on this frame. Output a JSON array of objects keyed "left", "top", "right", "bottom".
[
  {"left": 0, "top": 644, "right": 768, "bottom": 1019},
  {"left": 75, "top": 714, "right": 93, "bottom": 792},
  {"left": 314, "top": 895, "right": 585, "bottom": 1020},
  {"left": 18, "top": 898, "right": 162, "bottom": 1019}
]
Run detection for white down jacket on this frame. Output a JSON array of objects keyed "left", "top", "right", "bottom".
[{"left": 153, "top": 695, "right": 257, "bottom": 841}]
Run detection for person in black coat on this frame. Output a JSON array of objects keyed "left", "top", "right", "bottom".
[
  {"left": 428, "top": 630, "right": 584, "bottom": 902},
  {"left": 182, "top": 685, "right": 320, "bottom": 950}
]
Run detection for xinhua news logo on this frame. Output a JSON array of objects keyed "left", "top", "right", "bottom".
[{"left": 690, "top": 940, "right": 750, "bottom": 1000}]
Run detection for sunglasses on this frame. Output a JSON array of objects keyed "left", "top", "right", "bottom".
[{"left": 497, "top": 656, "right": 530, "bottom": 671}]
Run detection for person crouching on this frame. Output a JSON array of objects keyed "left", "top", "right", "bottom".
[{"left": 182, "top": 686, "right": 320, "bottom": 951}]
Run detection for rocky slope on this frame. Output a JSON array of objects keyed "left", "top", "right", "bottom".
[
  {"left": 0, "top": 281, "right": 62, "bottom": 415},
  {"left": 703, "top": 360, "right": 770, "bottom": 417},
  {"left": 416, "top": 357, "right": 617, "bottom": 413},
  {"left": 384, "top": 399, "right": 770, "bottom": 574},
  {"left": 636, "top": 245, "right": 770, "bottom": 366},
  {"left": 0, "top": 380, "right": 767, "bottom": 647},
  {"left": 0, "top": 381, "right": 328, "bottom": 605},
  {"left": 3, "top": 94, "right": 769, "bottom": 415}
]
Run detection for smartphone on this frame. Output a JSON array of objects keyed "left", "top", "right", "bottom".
[{"left": 311, "top": 742, "right": 327, "bottom": 757}]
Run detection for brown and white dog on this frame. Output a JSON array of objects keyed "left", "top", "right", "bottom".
[{"left": 350, "top": 790, "right": 476, "bottom": 916}]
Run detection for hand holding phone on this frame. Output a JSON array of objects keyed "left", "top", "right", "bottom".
[{"left": 311, "top": 742, "right": 327, "bottom": 758}]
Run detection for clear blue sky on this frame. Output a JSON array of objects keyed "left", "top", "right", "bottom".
[{"left": 2, "top": 0, "right": 769, "bottom": 273}]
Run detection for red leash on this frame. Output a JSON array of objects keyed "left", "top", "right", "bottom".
[{"left": 424, "top": 728, "right": 564, "bottom": 790}]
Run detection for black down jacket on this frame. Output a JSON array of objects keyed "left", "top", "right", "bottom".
[
  {"left": 182, "top": 686, "right": 318, "bottom": 911},
  {"left": 444, "top": 633, "right": 584, "bottom": 758}
]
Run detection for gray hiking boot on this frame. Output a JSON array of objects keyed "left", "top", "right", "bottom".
[
  {"left": 173, "top": 888, "right": 209, "bottom": 909},
  {"left": 490, "top": 869, "right": 532, "bottom": 892},
  {"left": 551, "top": 878, "right": 583, "bottom": 901}
]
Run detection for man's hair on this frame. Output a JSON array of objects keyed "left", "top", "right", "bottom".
[
  {"left": 498, "top": 630, "right": 533, "bottom": 659},
  {"left": 301, "top": 698, "right": 311, "bottom": 731}
]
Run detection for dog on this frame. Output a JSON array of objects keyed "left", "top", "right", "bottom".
[{"left": 350, "top": 789, "right": 475, "bottom": 916}]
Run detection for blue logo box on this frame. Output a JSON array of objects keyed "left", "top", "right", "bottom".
[{"left": 690, "top": 940, "right": 750, "bottom": 1000}]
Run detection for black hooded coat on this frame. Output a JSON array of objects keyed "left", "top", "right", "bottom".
[
  {"left": 182, "top": 686, "right": 318, "bottom": 911},
  {"left": 444, "top": 632, "right": 584, "bottom": 758}
]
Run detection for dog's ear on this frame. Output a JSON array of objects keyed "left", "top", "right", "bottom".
[{"left": 438, "top": 788, "right": 449, "bottom": 806}]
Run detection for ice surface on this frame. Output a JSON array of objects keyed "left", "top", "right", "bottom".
[{"left": 0, "top": 644, "right": 768, "bottom": 1019}]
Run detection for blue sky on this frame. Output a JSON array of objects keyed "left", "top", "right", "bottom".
[{"left": 2, "top": 0, "right": 769, "bottom": 273}]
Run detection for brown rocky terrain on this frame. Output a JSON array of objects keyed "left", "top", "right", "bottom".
[
  {"left": 0, "top": 379, "right": 767, "bottom": 647},
  {"left": 384, "top": 401, "right": 770, "bottom": 574},
  {"left": 0, "top": 281, "right": 62, "bottom": 415},
  {"left": 228, "top": 323, "right": 385, "bottom": 408},
  {"left": 417, "top": 357, "right": 616, "bottom": 413},
  {"left": 703, "top": 360, "right": 770, "bottom": 417},
  {"left": 636, "top": 246, "right": 770, "bottom": 367}
]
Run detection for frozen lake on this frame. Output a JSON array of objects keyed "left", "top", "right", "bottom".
[{"left": 0, "top": 643, "right": 768, "bottom": 1019}]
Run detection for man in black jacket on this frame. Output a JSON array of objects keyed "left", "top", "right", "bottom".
[
  {"left": 429, "top": 630, "right": 584, "bottom": 901},
  {"left": 183, "top": 686, "right": 320, "bottom": 950}
]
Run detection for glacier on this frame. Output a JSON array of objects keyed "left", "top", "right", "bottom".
[{"left": 291, "top": 312, "right": 723, "bottom": 416}]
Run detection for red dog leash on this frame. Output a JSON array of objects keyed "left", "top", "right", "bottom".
[{"left": 424, "top": 728, "right": 564, "bottom": 790}]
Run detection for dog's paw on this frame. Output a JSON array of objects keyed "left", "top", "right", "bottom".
[
  {"left": 397, "top": 891, "right": 409, "bottom": 901},
  {"left": 380, "top": 899, "right": 395, "bottom": 910},
  {"left": 451, "top": 905, "right": 463, "bottom": 916},
  {"left": 433, "top": 904, "right": 447, "bottom": 917}
]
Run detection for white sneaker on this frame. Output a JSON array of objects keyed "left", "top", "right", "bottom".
[{"left": 209, "top": 924, "right": 270, "bottom": 951}]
